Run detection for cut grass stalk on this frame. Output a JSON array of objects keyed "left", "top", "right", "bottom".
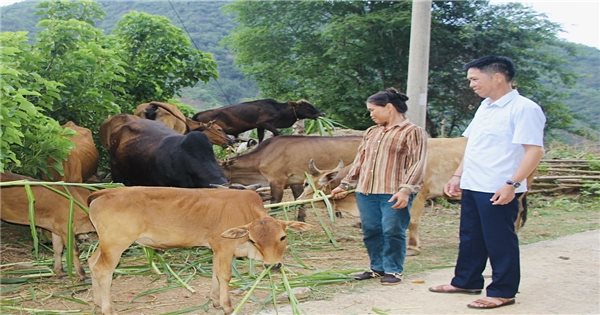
[
  {"left": 155, "top": 253, "right": 195, "bottom": 293},
  {"left": 232, "top": 265, "right": 273, "bottom": 315},
  {"left": 24, "top": 184, "right": 39, "bottom": 258},
  {"left": 65, "top": 187, "right": 75, "bottom": 278},
  {"left": 0, "top": 305, "right": 82, "bottom": 313},
  {"left": 280, "top": 267, "right": 302, "bottom": 315},
  {"left": 143, "top": 247, "right": 162, "bottom": 275},
  {"left": 159, "top": 301, "right": 211, "bottom": 315}
]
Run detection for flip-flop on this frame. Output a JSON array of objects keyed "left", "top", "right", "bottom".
[
  {"left": 467, "top": 297, "right": 516, "bottom": 309},
  {"left": 429, "top": 284, "right": 482, "bottom": 294}
]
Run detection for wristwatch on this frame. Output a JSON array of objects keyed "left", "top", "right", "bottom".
[
  {"left": 506, "top": 180, "right": 521, "bottom": 188},
  {"left": 339, "top": 182, "right": 351, "bottom": 190}
]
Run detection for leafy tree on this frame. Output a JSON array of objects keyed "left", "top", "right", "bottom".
[
  {"left": 1, "top": 1, "right": 222, "bottom": 177},
  {"left": 224, "top": 0, "right": 575, "bottom": 135},
  {"left": 32, "top": 18, "right": 124, "bottom": 128},
  {"left": 0, "top": 32, "right": 73, "bottom": 176},
  {"left": 36, "top": 0, "right": 105, "bottom": 25},
  {"left": 112, "top": 11, "right": 219, "bottom": 113}
]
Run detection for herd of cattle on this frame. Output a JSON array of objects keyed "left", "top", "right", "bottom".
[{"left": 0, "top": 98, "right": 530, "bottom": 314}]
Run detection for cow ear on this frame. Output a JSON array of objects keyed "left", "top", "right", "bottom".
[
  {"left": 280, "top": 220, "right": 313, "bottom": 232},
  {"left": 221, "top": 225, "right": 250, "bottom": 239}
]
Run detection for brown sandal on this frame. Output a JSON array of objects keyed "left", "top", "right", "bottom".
[
  {"left": 429, "top": 284, "right": 481, "bottom": 294},
  {"left": 467, "top": 297, "right": 516, "bottom": 309}
]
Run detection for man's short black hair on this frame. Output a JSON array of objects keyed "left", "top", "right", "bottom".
[{"left": 464, "top": 55, "right": 516, "bottom": 81}]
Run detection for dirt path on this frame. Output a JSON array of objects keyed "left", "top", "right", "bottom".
[{"left": 261, "top": 229, "right": 600, "bottom": 314}]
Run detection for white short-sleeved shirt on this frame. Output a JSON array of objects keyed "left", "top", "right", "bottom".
[{"left": 461, "top": 90, "right": 546, "bottom": 193}]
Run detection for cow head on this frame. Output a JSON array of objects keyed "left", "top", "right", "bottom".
[
  {"left": 187, "top": 119, "right": 233, "bottom": 147},
  {"left": 221, "top": 216, "right": 312, "bottom": 265},
  {"left": 300, "top": 159, "right": 346, "bottom": 199},
  {"left": 289, "top": 99, "right": 324, "bottom": 119}
]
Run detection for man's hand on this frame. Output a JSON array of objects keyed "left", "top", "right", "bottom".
[
  {"left": 490, "top": 185, "right": 516, "bottom": 205},
  {"left": 444, "top": 176, "right": 462, "bottom": 198}
]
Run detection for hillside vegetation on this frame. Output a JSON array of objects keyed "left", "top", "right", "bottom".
[{"left": 2, "top": 0, "right": 598, "bottom": 133}]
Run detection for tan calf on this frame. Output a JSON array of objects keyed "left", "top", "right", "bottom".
[
  {"left": 0, "top": 172, "right": 94, "bottom": 279},
  {"left": 87, "top": 187, "right": 311, "bottom": 314}
]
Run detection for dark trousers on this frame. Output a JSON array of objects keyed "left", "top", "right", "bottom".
[{"left": 450, "top": 189, "right": 522, "bottom": 298}]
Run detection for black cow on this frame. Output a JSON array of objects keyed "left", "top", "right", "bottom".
[
  {"left": 192, "top": 99, "right": 323, "bottom": 142},
  {"left": 101, "top": 114, "right": 227, "bottom": 187}
]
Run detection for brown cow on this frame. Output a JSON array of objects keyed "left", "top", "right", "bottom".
[
  {"left": 132, "top": 102, "right": 232, "bottom": 146},
  {"left": 222, "top": 135, "right": 362, "bottom": 220},
  {"left": 192, "top": 99, "right": 323, "bottom": 142},
  {"left": 301, "top": 137, "right": 532, "bottom": 255},
  {"left": 46, "top": 121, "right": 99, "bottom": 183},
  {"left": 87, "top": 186, "right": 311, "bottom": 315},
  {"left": 0, "top": 172, "right": 94, "bottom": 280}
]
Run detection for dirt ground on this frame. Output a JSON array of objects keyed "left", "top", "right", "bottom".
[
  {"left": 1, "top": 201, "right": 599, "bottom": 315},
  {"left": 262, "top": 229, "right": 600, "bottom": 315}
]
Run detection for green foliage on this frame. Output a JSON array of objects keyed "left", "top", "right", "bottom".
[
  {"left": 35, "top": 0, "right": 105, "bottom": 25},
  {"left": 1, "top": 0, "right": 223, "bottom": 177},
  {"left": 305, "top": 117, "right": 349, "bottom": 136},
  {"left": 0, "top": 32, "right": 72, "bottom": 176},
  {"left": 33, "top": 17, "right": 124, "bottom": 128},
  {"left": 112, "top": 11, "right": 219, "bottom": 113},
  {"left": 581, "top": 182, "right": 600, "bottom": 198},
  {"left": 224, "top": 1, "right": 577, "bottom": 135}
]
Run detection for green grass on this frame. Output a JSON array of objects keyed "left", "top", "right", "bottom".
[{"left": 0, "top": 193, "right": 598, "bottom": 314}]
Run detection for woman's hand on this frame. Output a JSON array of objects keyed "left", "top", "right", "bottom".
[
  {"left": 331, "top": 186, "right": 349, "bottom": 200},
  {"left": 388, "top": 190, "right": 410, "bottom": 209}
]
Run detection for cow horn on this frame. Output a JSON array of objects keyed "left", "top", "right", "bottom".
[
  {"left": 333, "top": 160, "right": 345, "bottom": 172},
  {"left": 307, "top": 159, "right": 321, "bottom": 175}
]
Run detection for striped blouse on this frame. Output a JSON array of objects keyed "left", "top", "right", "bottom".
[{"left": 341, "top": 120, "right": 428, "bottom": 194}]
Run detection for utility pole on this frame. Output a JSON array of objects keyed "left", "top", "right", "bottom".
[{"left": 405, "top": 0, "right": 432, "bottom": 128}]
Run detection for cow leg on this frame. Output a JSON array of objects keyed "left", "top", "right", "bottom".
[
  {"left": 407, "top": 192, "right": 426, "bottom": 256},
  {"left": 57, "top": 234, "right": 87, "bottom": 280},
  {"left": 211, "top": 252, "right": 234, "bottom": 314},
  {"left": 257, "top": 128, "right": 265, "bottom": 143},
  {"left": 51, "top": 233, "right": 66, "bottom": 277},
  {"left": 72, "top": 238, "right": 87, "bottom": 281},
  {"left": 89, "top": 243, "right": 128, "bottom": 315},
  {"left": 269, "top": 182, "right": 284, "bottom": 204},
  {"left": 289, "top": 184, "right": 307, "bottom": 222}
]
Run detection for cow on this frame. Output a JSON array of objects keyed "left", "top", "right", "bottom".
[
  {"left": 192, "top": 99, "right": 324, "bottom": 143},
  {"left": 301, "top": 137, "right": 533, "bottom": 255},
  {"left": 134, "top": 101, "right": 232, "bottom": 146},
  {"left": 221, "top": 135, "right": 362, "bottom": 220},
  {"left": 0, "top": 172, "right": 94, "bottom": 280},
  {"left": 46, "top": 121, "right": 99, "bottom": 183},
  {"left": 100, "top": 114, "right": 227, "bottom": 188},
  {"left": 87, "top": 186, "right": 311, "bottom": 315}
]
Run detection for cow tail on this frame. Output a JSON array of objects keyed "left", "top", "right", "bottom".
[{"left": 519, "top": 193, "right": 528, "bottom": 228}]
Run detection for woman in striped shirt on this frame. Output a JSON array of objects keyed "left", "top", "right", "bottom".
[{"left": 331, "top": 87, "right": 428, "bottom": 285}]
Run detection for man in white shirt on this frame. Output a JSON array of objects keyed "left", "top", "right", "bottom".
[{"left": 429, "top": 56, "right": 546, "bottom": 309}]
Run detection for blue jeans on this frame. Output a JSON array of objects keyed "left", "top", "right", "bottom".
[{"left": 356, "top": 192, "right": 414, "bottom": 274}]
